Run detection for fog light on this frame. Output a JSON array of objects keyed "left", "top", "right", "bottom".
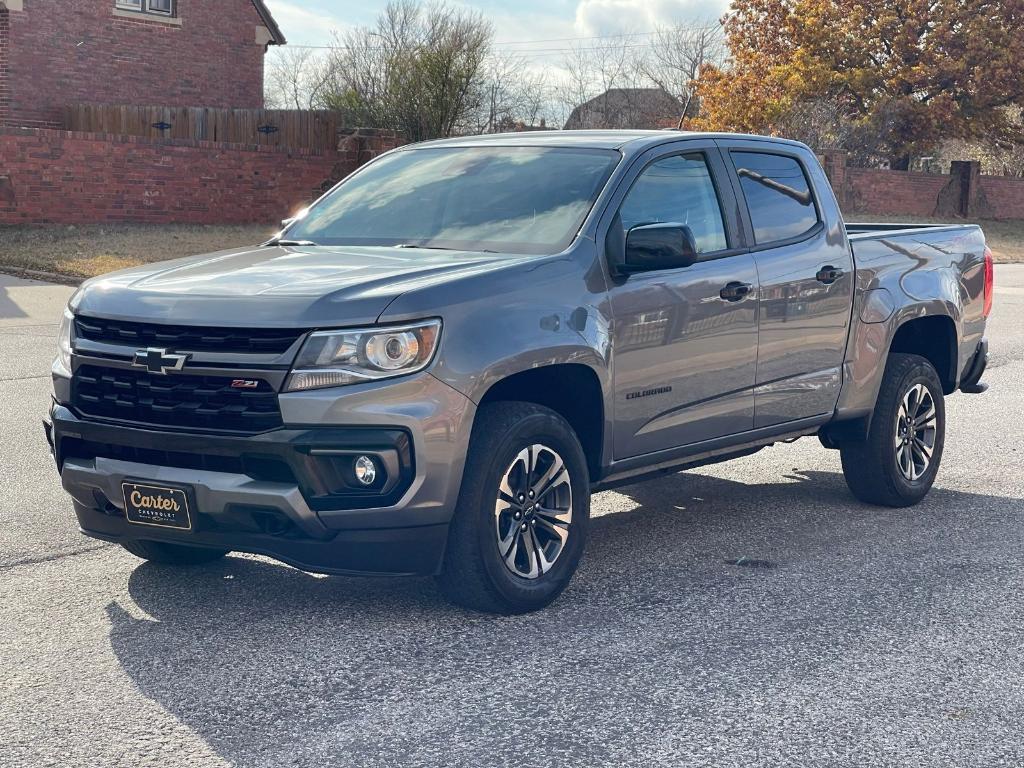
[{"left": 354, "top": 455, "right": 377, "bottom": 486}]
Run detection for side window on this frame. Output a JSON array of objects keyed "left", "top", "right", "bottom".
[
  {"left": 619, "top": 154, "right": 728, "bottom": 255},
  {"left": 732, "top": 151, "right": 819, "bottom": 244}
]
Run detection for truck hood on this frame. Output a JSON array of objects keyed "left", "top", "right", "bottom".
[{"left": 73, "top": 244, "right": 525, "bottom": 327}]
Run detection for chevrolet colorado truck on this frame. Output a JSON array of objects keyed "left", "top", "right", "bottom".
[{"left": 45, "top": 131, "right": 993, "bottom": 613}]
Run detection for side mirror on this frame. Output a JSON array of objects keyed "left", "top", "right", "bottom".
[{"left": 623, "top": 223, "right": 698, "bottom": 273}]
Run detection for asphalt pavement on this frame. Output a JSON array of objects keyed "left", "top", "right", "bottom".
[{"left": 1, "top": 268, "right": 1023, "bottom": 768}]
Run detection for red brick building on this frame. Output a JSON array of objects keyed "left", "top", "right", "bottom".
[{"left": 0, "top": 0, "right": 284, "bottom": 128}]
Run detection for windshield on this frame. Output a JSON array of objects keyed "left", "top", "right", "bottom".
[{"left": 285, "top": 146, "right": 620, "bottom": 255}]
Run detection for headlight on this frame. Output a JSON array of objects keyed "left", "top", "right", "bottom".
[
  {"left": 55, "top": 306, "right": 74, "bottom": 376},
  {"left": 285, "top": 319, "right": 441, "bottom": 392}
]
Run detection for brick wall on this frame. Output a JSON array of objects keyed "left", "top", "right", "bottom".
[
  {"left": 0, "top": 127, "right": 407, "bottom": 225},
  {"left": 1, "top": 130, "right": 1017, "bottom": 226},
  {"left": 979, "top": 176, "right": 1024, "bottom": 220},
  {"left": 823, "top": 152, "right": 1024, "bottom": 220},
  {"left": 0, "top": 9, "right": 9, "bottom": 127},
  {"left": 336, "top": 127, "right": 405, "bottom": 167},
  {"left": 845, "top": 168, "right": 952, "bottom": 218},
  {"left": 2, "top": 0, "right": 270, "bottom": 129}
]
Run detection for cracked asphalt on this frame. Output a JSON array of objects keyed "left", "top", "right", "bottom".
[{"left": 1, "top": 267, "right": 1023, "bottom": 768}]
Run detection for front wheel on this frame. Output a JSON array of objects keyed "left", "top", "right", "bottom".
[
  {"left": 437, "top": 402, "right": 590, "bottom": 614},
  {"left": 840, "top": 353, "right": 946, "bottom": 507}
]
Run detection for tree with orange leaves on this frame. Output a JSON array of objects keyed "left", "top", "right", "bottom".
[{"left": 692, "top": 0, "right": 1024, "bottom": 169}]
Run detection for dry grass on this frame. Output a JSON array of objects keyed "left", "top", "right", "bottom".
[
  {"left": 0, "top": 224, "right": 276, "bottom": 280},
  {"left": 846, "top": 213, "right": 1024, "bottom": 262},
  {"left": 0, "top": 216, "right": 1020, "bottom": 283}
]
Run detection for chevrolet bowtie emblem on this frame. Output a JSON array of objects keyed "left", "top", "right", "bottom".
[{"left": 132, "top": 348, "right": 190, "bottom": 375}]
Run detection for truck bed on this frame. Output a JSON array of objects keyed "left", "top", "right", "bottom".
[
  {"left": 845, "top": 222, "right": 975, "bottom": 239},
  {"left": 839, "top": 219, "right": 988, "bottom": 416}
]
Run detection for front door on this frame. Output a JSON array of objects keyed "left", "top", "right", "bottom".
[
  {"left": 606, "top": 147, "right": 759, "bottom": 459},
  {"left": 722, "top": 144, "right": 855, "bottom": 427}
]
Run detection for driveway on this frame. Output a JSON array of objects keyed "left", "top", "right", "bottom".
[{"left": 1, "top": 269, "right": 1023, "bottom": 767}]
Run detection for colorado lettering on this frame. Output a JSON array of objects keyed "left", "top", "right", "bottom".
[{"left": 626, "top": 386, "right": 673, "bottom": 400}]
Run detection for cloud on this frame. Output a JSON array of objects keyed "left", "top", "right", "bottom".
[
  {"left": 489, "top": 9, "right": 578, "bottom": 46},
  {"left": 261, "top": 0, "right": 360, "bottom": 46},
  {"left": 574, "top": 0, "right": 728, "bottom": 35}
]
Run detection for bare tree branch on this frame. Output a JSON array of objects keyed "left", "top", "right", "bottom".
[{"left": 318, "top": 1, "right": 497, "bottom": 141}]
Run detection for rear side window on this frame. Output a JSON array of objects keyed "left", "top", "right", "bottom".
[
  {"left": 618, "top": 154, "right": 728, "bottom": 254},
  {"left": 732, "top": 152, "right": 818, "bottom": 244}
]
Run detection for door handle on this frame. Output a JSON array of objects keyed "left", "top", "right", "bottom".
[
  {"left": 816, "top": 265, "right": 844, "bottom": 284},
  {"left": 719, "top": 281, "right": 752, "bottom": 302}
]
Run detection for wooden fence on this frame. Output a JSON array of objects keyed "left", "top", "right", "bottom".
[{"left": 62, "top": 105, "right": 344, "bottom": 152}]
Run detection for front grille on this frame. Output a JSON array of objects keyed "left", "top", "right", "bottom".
[
  {"left": 75, "top": 316, "right": 304, "bottom": 355},
  {"left": 62, "top": 438, "right": 296, "bottom": 483},
  {"left": 72, "top": 365, "right": 283, "bottom": 433}
]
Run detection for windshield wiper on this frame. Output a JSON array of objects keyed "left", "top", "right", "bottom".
[
  {"left": 268, "top": 238, "right": 319, "bottom": 246},
  {"left": 394, "top": 244, "right": 499, "bottom": 253}
]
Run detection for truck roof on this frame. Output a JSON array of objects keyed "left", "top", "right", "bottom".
[{"left": 408, "top": 130, "right": 811, "bottom": 154}]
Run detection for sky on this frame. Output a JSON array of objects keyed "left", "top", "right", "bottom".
[{"left": 262, "top": 0, "right": 730, "bottom": 49}]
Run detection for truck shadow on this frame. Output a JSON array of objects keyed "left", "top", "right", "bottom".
[
  {"left": 106, "top": 469, "right": 1024, "bottom": 766},
  {"left": 0, "top": 286, "right": 29, "bottom": 321}
]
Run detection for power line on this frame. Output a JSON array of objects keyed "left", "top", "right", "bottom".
[
  {"left": 496, "top": 30, "right": 658, "bottom": 45},
  {"left": 501, "top": 44, "right": 667, "bottom": 57},
  {"left": 278, "top": 24, "right": 721, "bottom": 52},
  {"left": 274, "top": 42, "right": 706, "bottom": 59},
  {"left": 494, "top": 25, "right": 721, "bottom": 45}
]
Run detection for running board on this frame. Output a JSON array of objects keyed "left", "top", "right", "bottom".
[{"left": 592, "top": 414, "right": 830, "bottom": 491}]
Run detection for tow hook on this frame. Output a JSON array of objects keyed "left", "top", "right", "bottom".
[{"left": 42, "top": 419, "right": 55, "bottom": 456}]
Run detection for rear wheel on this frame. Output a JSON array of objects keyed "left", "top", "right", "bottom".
[
  {"left": 120, "top": 540, "right": 229, "bottom": 565},
  {"left": 840, "top": 353, "right": 945, "bottom": 507},
  {"left": 437, "top": 402, "right": 590, "bottom": 614}
]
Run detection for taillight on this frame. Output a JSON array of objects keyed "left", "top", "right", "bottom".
[{"left": 983, "top": 246, "right": 994, "bottom": 318}]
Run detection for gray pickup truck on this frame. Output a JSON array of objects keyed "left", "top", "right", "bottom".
[{"left": 45, "top": 130, "right": 992, "bottom": 613}]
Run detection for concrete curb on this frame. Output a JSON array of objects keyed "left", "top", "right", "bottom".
[{"left": 0, "top": 266, "right": 83, "bottom": 286}]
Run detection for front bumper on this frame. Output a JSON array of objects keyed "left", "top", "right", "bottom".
[
  {"left": 69, "top": 499, "right": 449, "bottom": 576},
  {"left": 46, "top": 372, "right": 476, "bottom": 576}
]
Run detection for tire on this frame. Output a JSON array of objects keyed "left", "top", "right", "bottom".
[
  {"left": 840, "top": 353, "right": 946, "bottom": 507},
  {"left": 120, "top": 540, "right": 229, "bottom": 565},
  {"left": 437, "top": 402, "right": 591, "bottom": 614}
]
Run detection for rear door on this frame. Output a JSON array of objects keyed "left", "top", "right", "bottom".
[
  {"left": 604, "top": 142, "right": 759, "bottom": 459},
  {"left": 720, "top": 141, "right": 854, "bottom": 428}
]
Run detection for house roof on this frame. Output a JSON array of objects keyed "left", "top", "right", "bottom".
[
  {"left": 252, "top": 0, "right": 286, "bottom": 45},
  {"left": 564, "top": 88, "right": 684, "bottom": 131}
]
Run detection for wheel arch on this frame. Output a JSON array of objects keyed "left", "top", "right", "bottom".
[
  {"left": 887, "top": 314, "right": 958, "bottom": 394},
  {"left": 477, "top": 363, "right": 606, "bottom": 481},
  {"left": 828, "top": 309, "right": 958, "bottom": 444}
]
